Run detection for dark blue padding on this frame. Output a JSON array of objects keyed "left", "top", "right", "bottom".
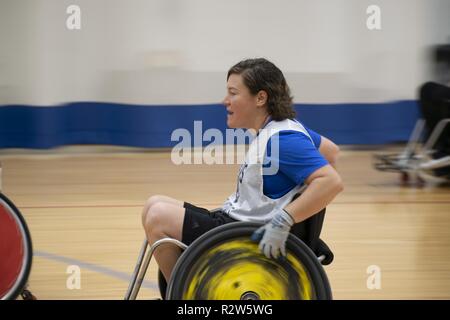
[{"left": 0, "top": 100, "right": 420, "bottom": 148}]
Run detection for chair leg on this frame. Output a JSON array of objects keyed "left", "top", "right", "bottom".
[
  {"left": 124, "top": 238, "right": 148, "bottom": 300},
  {"left": 125, "top": 238, "right": 188, "bottom": 300}
]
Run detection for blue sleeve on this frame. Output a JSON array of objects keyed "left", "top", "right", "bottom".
[
  {"left": 264, "top": 131, "right": 328, "bottom": 186},
  {"left": 294, "top": 120, "right": 322, "bottom": 148},
  {"left": 306, "top": 128, "right": 322, "bottom": 148}
]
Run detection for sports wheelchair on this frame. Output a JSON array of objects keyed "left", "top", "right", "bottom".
[
  {"left": 0, "top": 163, "right": 36, "bottom": 300},
  {"left": 125, "top": 206, "right": 334, "bottom": 300},
  {"left": 374, "top": 82, "right": 450, "bottom": 184}
]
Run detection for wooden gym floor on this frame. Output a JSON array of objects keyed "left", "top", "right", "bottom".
[{"left": 0, "top": 145, "right": 449, "bottom": 300}]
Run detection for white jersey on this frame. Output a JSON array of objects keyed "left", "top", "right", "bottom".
[{"left": 222, "top": 119, "right": 314, "bottom": 223}]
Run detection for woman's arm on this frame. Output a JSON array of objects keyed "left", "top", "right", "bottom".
[
  {"left": 252, "top": 164, "right": 343, "bottom": 258},
  {"left": 318, "top": 136, "right": 340, "bottom": 169},
  {"left": 284, "top": 164, "right": 343, "bottom": 223}
]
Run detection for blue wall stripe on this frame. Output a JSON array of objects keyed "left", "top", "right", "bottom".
[{"left": 0, "top": 100, "right": 420, "bottom": 148}]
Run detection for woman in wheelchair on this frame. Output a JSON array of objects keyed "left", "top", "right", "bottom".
[{"left": 141, "top": 58, "right": 344, "bottom": 288}]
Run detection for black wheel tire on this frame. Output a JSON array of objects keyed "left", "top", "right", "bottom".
[
  {"left": 158, "top": 269, "right": 167, "bottom": 299},
  {"left": 401, "top": 172, "right": 410, "bottom": 184},
  {"left": 166, "top": 222, "right": 332, "bottom": 300},
  {"left": 0, "top": 193, "right": 33, "bottom": 300}
]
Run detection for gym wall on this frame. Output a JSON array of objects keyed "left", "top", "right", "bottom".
[{"left": 1, "top": 0, "right": 449, "bottom": 147}]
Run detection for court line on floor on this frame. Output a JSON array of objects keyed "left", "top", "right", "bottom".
[
  {"left": 34, "top": 250, "right": 159, "bottom": 291},
  {"left": 19, "top": 200, "right": 450, "bottom": 209}
]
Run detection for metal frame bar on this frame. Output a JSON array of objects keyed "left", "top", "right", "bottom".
[
  {"left": 125, "top": 235, "right": 329, "bottom": 300},
  {"left": 423, "top": 118, "right": 450, "bottom": 154},
  {"left": 398, "top": 118, "right": 426, "bottom": 164},
  {"left": 374, "top": 118, "right": 450, "bottom": 180},
  {"left": 124, "top": 238, "right": 187, "bottom": 300}
]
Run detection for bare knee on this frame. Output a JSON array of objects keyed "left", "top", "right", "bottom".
[
  {"left": 143, "top": 202, "right": 171, "bottom": 241},
  {"left": 141, "top": 195, "right": 167, "bottom": 226}
]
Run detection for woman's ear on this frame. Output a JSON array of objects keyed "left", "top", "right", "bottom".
[{"left": 256, "top": 90, "right": 268, "bottom": 107}]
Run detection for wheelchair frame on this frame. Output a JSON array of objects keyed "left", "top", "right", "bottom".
[
  {"left": 0, "top": 162, "right": 36, "bottom": 300},
  {"left": 374, "top": 117, "right": 450, "bottom": 183},
  {"left": 124, "top": 216, "right": 331, "bottom": 300},
  {"left": 0, "top": 193, "right": 35, "bottom": 300}
]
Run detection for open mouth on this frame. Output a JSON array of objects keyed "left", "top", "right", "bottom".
[{"left": 227, "top": 110, "right": 234, "bottom": 115}]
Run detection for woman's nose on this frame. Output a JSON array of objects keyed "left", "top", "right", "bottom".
[{"left": 222, "top": 96, "right": 229, "bottom": 106}]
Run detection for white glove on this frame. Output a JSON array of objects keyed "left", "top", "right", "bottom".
[{"left": 251, "top": 209, "right": 295, "bottom": 259}]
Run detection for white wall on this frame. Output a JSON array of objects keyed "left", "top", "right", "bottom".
[{"left": 0, "top": 0, "right": 449, "bottom": 106}]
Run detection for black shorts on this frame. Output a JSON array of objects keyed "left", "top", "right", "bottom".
[{"left": 182, "top": 202, "right": 238, "bottom": 245}]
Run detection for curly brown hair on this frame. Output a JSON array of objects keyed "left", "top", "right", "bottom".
[{"left": 227, "top": 58, "right": 296, "bottom": 121}]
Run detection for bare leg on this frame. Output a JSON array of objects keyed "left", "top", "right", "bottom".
[
  {"left": 142, "top": 201, "right": 185, "bottom": 282},
  {"left": 141, "top": 195, "right": 184, "bottom": 226}
]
